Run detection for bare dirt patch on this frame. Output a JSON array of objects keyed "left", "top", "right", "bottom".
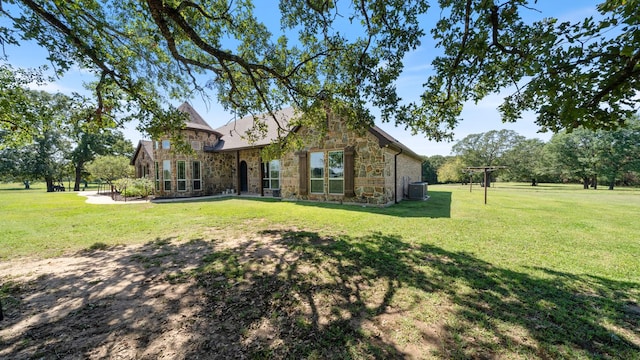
[
  {"left": 0, "top": 231, "right": 435, "bottom": 359},
  {"left": 0, "top": 239, "right": 211, "bottom": 359}
]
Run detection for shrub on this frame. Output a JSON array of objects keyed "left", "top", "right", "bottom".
[{"left": 113, "top": 177, "right": 154, "bottom": 198}]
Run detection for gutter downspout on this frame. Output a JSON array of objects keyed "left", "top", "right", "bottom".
[{"left": 394, "top": 148, "right": 403, "bottom": 204}]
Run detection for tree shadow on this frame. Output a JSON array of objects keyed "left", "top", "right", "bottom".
[
  {"left": 288, "top": 189, "right": 452, "bottom": 218},
  {"left": 1, "top": 231, "right": 637, "bottom": 359},
  {"left": 187, "top": 230, "right": 639, "bottom": 358}
]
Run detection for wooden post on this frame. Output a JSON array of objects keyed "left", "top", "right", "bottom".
[{"left": 484, "top": 168, "right": 488, "bottom": 205}]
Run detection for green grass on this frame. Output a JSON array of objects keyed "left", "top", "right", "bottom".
[{"left": 1, "top": 181, "right": 639, "bottom": 358}]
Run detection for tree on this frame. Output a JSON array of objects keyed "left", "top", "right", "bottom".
[
  {"left": 1, "top": 1, "right": 637, "bottom": 143},
  {"left": 0, "top": 0, "right": 427, "bottom": 142},
  {"left": 68, "top": 127, "right": 134, "bottom": 191},
  {"left": 545, "top": 129, "right": 599, "bottom": 189},
  {"left": 437, "top": 157, "right": 466, "bottom": 184},
  {"left": 452, "top": 129, "right": 523, "bottom": 186},
  {"left": 85, "top": 155, "right": 134, "bottom": 186},
  {"left": 0, "top": 64, "right": 50, "bottom": 147},
  {"left": 502, "top": 138, "right": 546, "bottom": 185},
  {"left": 595, "top": 117, "right": 640, "bottom": 189},
  {"left": 0, "top": 90, "right": 72, "bottom": 191},
  {"left": 408, "top": 0, "right": 640, "bottom": 140},
  {"left": 422, "top": 155, "right": 447, "bottom": 184}
]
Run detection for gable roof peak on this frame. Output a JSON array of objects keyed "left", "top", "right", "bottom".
[{"left": 176, "top": 102, "right": 220, "bottom": 135}]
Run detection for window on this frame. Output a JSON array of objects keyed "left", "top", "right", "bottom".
[
  {"left": 310, "top": 152, "right": 324, "bottom": 193},
  {"left": 154, "top": 162, "right": 160, "bottom": 191},
  {"left": 262, "top": 160, "right": 280, "bottom": 189},
  {"left": 193, "top": 161, "right": 202, "bottom": 191},
  {"left": 163, "top": 160, "right": 171, "bottom": 191},
  {"left": 328, "top": 151, "right": 344, "bottom": 194},
  {"left": 162, "top": 139, "right": 170, "bottom": 149},
  {"left": 177, "top": 161, "right": 186, "bottom": 191},
  {"left": 154, "top": 141, "right": 159, "bottom": 150},
  {"left": 191, "top": 140, "right": 202, "bottom": 151}
]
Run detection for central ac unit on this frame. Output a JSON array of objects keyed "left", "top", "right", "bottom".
[{"left": 408, "top": 182, "right": 428, "bottom": 200}]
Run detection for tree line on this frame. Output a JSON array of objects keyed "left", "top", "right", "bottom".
[
  {"left": 423, "top": 119, "right": 640, "bottom": 190},
  {"left": 0, "top": 86, "right": 135, "bottom": 192}
]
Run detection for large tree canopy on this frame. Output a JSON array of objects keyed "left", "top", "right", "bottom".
[{"left": 1, "top": 0, "right": 637, "bottom": 141}]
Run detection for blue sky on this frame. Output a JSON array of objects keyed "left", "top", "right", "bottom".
[{"left": 2, "top": 1, "right": 602, "bottom": 156}]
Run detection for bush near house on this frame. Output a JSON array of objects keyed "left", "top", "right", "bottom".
[{"left": 113, "top": 177, "right": 154, "bottom": 198}]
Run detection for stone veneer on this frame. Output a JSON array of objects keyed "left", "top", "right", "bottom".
[
  {"left": 279, "top": 114, "right": 421, "bottom": 205},
  {"left": 153, "top": 129, "right": 220, "bottom": 197},
  {"left": 149, "top": 114, "right": 422, "bottom": 204}
]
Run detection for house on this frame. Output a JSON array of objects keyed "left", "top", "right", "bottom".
[{"left": 131, "top": 102, "right": 424, "bottom": 205}]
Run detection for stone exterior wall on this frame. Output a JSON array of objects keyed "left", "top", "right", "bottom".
[
  {"left": 148, "top": 113, "right": 422, "bottom": 204},
  {"left": 279, "top": 115, "right": 394, "bottom": 205},
  {"left": 203, "top": 152, "right": 235, "bottom": 195},
  {"left": 153, "top": 129, "right": 219, "bottom": 197},
  {"left": 133, "top": 151, "right": 153, "bottom": 179},
  {"left": 238, "top": 149, "right": 263, "bottom": 194}
]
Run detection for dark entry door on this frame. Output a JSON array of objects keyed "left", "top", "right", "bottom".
[{"left": 240, "top": 160, "right": 248, "bottom": 192}]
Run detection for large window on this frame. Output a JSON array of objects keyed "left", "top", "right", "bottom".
[
  {"left": 309, "top": 150, "right": 344, "bottom": 194},
  {"left": 177, "top": 161, "right": 186, "bottom": 191},
  {"left": 328, "top": 151, "right": 344, "bottom": 194},
  {"left": 162, "top": 139, "right": 170, "bottom": 149},
  {"left": 154, "top": 161, "right": 160, "bottom": 191},
  {"left": 163, "top": 160, "right": 171, "bottom": 191},
  {"left": 193, "top": 161, "right": 202, "bottom": 191},
  {"left": 262, "top": 160, "right": 280, "bottom": 189},
  {"left": 310, "top": 152, "right": 324, "bottom": 193}
]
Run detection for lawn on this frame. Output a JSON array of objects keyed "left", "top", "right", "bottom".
[{"left": 1, "top": 182, "right": 639, "bottom": 359}]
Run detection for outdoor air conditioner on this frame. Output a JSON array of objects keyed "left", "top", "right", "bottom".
[{"left": 408, "top": 182, "right": 428, "bottom": 200}]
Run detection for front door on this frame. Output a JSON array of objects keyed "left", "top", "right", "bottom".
[{"left": 240, "top": 160, "right": 248, "bottom": 192}]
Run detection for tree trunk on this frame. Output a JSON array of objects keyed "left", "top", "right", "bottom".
[
  {"left": 583, "top": 178, "right": 589, "bottom": 189},
  {"left": 73, "top": 162, "right": 84, "bottom": 191},
  {"left": 531, "top": 178, "right": 537, "bottom": 186},
  {"left": 45, "top": 177, "right": 55, "bottom": 192},
  {"left": 609, "top": 181, "right": 615, "bottom": 190},
  {"left": 592, "top": 177, "right": 598, "bottom": 190}
]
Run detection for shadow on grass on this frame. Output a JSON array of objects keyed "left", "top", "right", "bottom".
[
  {"left": 152, "top": 190, "right": 452, "bottom": 218},
  {"left": 1, "top": 231, "right": 637, "bottom": 359},
  {"left": 290, "top": 190, "right": 452, "bottom": 218}
]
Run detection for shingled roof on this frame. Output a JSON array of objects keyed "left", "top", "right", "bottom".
[
  {"left": 210, "top": 107, "right": 296, "bottom": 151},
  {"left": 130, "top": 140, "right": 154, "bottom": 165},
  {"left": 177, "top": 102, "right": 223, "bottom": 136},
  {"left": 206, "top": 107, "right": 422, "bottom": 160},
  {"left": 368, "top": 125, "right": 422, "bottom": 160}
]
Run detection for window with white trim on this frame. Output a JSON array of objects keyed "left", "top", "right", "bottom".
[
  {"left": 163, "top": 160, "right": 171, "bottom": 191},
  {"left": 162, "top": 139, "right": 170, "bottom": 149},
  {"left": 193, "top": 161, "right": 202, "bottom": 191},
  {"left": 262, "top": 160, "right": 280, "bottom": 189},
  {"left": 191, "top": 141, "right": 202, "bottom": 151},
  {"left": 154, "top": 162, "right": 160, "bottom": 190},
  {"left": 177, "top": 160, "right": 186, "bottom": 191},
  {"left": 310, "top": 152, "right": 324, "bottom": 193}
]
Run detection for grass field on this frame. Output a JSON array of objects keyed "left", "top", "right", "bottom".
[{"left": 1, "top": 182, "right": 639, "bottom": 358}]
